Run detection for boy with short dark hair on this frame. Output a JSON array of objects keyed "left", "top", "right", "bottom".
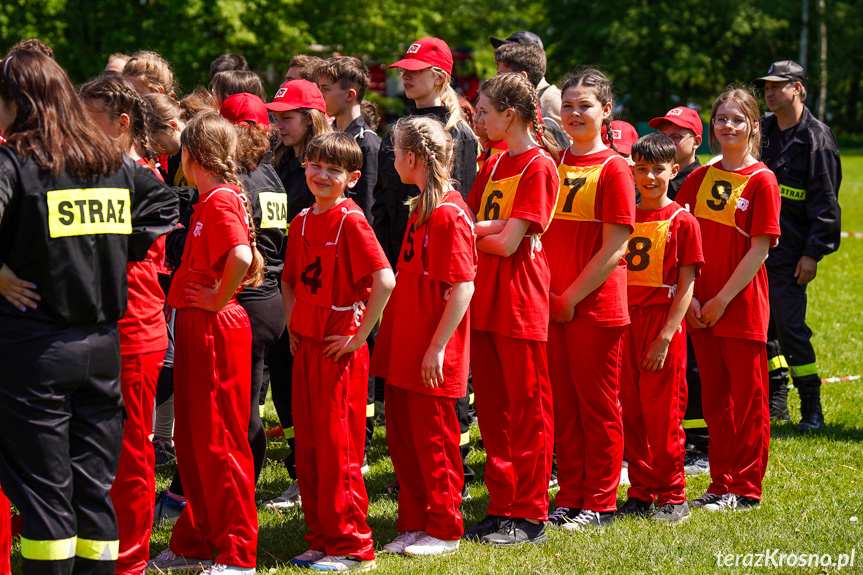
[
  {"left": 618, "top": 133, "right": 704, "bottom": 522},
  {"left": 282, "top": 132, "right": 395, "bottom": 572}
]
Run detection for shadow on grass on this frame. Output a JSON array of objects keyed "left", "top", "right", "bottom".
[{"left": 770, "top": 420, "right": 863, "bottom": 442}]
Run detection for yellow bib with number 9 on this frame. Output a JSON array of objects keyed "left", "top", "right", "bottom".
[
  {"left": 47, "top": 188, "right": 132, "bottom": 238},
  {"left": 626, "top": 219, "right": 671, "bottom": 288},
  {"left": 259, "top": 192, "right": 288, "bottom": 230},
  {"left": 693, "top": 166, "right": 752, "bottom": 229},
  {"left": 555, "top": 163, "right": 602, "bottom": 222}
]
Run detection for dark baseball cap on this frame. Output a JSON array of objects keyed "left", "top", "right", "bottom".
[
  {"left": 490, "top": 31, "right": 544, "bottom": 50},
  {"left": 754, "top": 60, "right": 807, "bottom": 87}
]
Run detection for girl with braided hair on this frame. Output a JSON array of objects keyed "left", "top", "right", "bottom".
[
  {"left": 80, "top": 73, "right": 178, "bottom": 575},
  {"left": 463, "top": 72, "right": 560, "bottom": 546},
  {"left": 148, "top": 112, "right": 262, "bottom": 575},
  {"left": 371, "top": 116, "right": 477, "bottom": 557},
  {"left": 543, "top": 68, "right": 635, "bottom": 530}
]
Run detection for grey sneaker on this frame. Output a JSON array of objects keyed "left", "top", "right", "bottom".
[
  {"left": 559, "top": 509, "right": 615, "bottom": 531},
  {"left": 616, "top": 497, "right": 653, "bottom": 518},
  {"left": 683, "top": 450, "right": 710, "bottom": 475},
  {"left": 690, "top": 490, "right": 722, "bottom": 509},
  {"left": 653, "top": 502, "right": 690, "bottom": 522},
  {"left": 704, "top": 493, "right": 760, "bottom": 512},
  {"left": 546, "top": 506, "right": 582, "bottom": 527},
  {"left": 146, "top": 549, "right": 211, "bottom": 573}
]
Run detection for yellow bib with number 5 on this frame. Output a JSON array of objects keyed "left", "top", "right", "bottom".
[{"left": 693, "top": 166, "right": 754, "bottom": 229}]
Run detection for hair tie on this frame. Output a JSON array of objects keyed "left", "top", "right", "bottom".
[
  {"left": 3, "top": 55, "right": 13, "bottom": 75},
  {"left": 428, "top": 154, "right": 436, "bottom": 160}
]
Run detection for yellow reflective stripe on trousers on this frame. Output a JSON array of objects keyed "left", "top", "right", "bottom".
[
  {"left": 682, "top": 418, "right": 707, "bottom": 430},
  {"left": 366, "top": 403, "right": 375, "bottom": 417},
  {"left": 76, "top": 538, "right": 119, "bottom": 561},
  {"left": 460, "top": 431, "right": 470, "bottom": 446},
  {"left": 469, "top": 393, "right": 475, "bottom": 405},
  {"left": 768, "top": 355, "right": 789, "bottom": 371},
  {"left": 20, "top": 536, "right": 77, "bottom": 561},
  {"left": 283, "top": 426, "right": 295, "bottom": 440},
  {"left": 790, "top": 362, "right": 818, "bottom": 378}
]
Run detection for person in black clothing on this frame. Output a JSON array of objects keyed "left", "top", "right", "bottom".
[
  {"left": 754, "top": 60, "right": 842, "bottom": 431},
  {"left": 648, "top": 105, "right": 710, "bottom": 472},
  {"left": 0, "top": 50, "right": 177, "bottom": 575}
]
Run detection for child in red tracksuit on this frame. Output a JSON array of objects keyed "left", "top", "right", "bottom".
[
  {"left": 150, "top": 112, "right": 264, "bottom": 575},
  {"left": 371, "top": 117, "right": 477, "bottom": 557},
  {"left": 464, "top": 73, "right": 560, "bottom": 546},
  {"left": 677, "top": 87, "right": 780, "bottom": 512},
  {"left": 544, "top": 69, "right": 634, "bottom": 531},
  {"left": 80, "top": 74, "right": 176, "bottom": 575},
  {"left": 618, "top": 134, "right": 704, "bottom": 522},
  {"left": 281, "top": 132, "right": 394, "bottom": 572}
]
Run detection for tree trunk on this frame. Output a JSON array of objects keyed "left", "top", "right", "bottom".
[
  {"left": 800, "top": 0, "right": 809, "bottom": 73},
  {"left": 818, "top": 0, "right": 827, "bottom": 121}
]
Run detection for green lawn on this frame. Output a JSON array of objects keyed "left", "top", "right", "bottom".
[{"left": 11, "top": 157, "right": 863, "bottom": 574}]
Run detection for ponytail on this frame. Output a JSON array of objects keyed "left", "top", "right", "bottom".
[
  {"left": 80, "top": 73, "right": 158, "bottom": 159},
  {"left": 395, "top": 116, "right": 455, "bottom": 227},
  {"left": 435, "top": 68, "right": 476, "bottom": 139}
]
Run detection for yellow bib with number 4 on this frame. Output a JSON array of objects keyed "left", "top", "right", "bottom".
[{"left": 47, "top": 188, "right": 132, "bottom": 238}]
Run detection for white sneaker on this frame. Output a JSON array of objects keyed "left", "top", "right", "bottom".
[
  {"left": 146, "top": 549, "right": 212, "bottom": 573},
  {"left": 403, "top": 534, "right": 459, "bottom": 557},
  {"left": 381, "top": 531, "right": 421, "bottom": 554},
  {"left": 310, "top": 555, "right": 376, "bottom": 572},
  {"left": 201, "top": 565, "right": 255, "bottom": 575},
  {"left": 261, "top": 483, "right": 301, "bottom": 510},
  {"left": 291, "top": 549, "right": 327, "bottom": 567}
]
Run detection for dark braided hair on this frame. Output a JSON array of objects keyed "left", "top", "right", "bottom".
[
  {"left": 80, "top": 73, "right": 158, "bottom": 159},
  {"left": 562, "top": 68, "right": 617, "bottom": 153}
]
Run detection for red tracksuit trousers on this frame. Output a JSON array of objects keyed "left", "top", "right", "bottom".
[
  {"left": 471, "top": 330, "right": 553, "bottom": 522},
  {"left": 385, "top": 385, "right": 463, "bottom": 540},
  {"left": 619, "top": 306, "right": 687, "bottom": 506},
  {"left": 292, "top": 340, "right": 374, "bottom": 561},
  {"left": 170, "top": 304, "right": 258, "bottom": 568},
  {"left": 690, "top": 331, "right": 770, "bottom": 499},
  {"left": 548, "top": 321, "right": 625, "bottom": 513},
  {"left": 0, "top": 486, "right": 9, "bottom": 575},
  {"left": 111, "top": 350, "right": 164, "bottom": 575}
]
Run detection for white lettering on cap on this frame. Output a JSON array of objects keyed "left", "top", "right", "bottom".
[
  {"left": 407, "top": 43, "right": 421, "bottom": 54},
  {"left": 667, "top": 108, "right": 684, "bottom": 116},
  {"left": 612, "top": 129, "right": 622, "bottom": 139},
  {"left": 275, "top": 87, "right": 287, "bottom": 99}
]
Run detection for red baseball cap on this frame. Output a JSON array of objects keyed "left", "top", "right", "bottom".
[
  {"left": 648, "top": 106, "right": 703, "bottom": 137},
  {"left": 388, "top": 37, "right": 453, "bottom": 75},
  {"left": 602, "top": 120, "right": 639, "bottom": 156},
  {"left": 220, "top": 93, "right": 269, "bottom": 129},
  {"left": 265, "top": 79, "right": 327, "bottom": 114}
]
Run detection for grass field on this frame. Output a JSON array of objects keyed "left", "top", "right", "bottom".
[{"left": 12, "top": 155, "right": 863, "bottom": 574}]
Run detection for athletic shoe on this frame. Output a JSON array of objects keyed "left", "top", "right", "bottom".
[
  {"left": 153, "top": 491, "right": 185, "bottom": 525},
  {"left": 146, "top": 549, "right": 211, "bottom": 573},
  {"left": 683, "top": 450, "right": 710, "bottom": 475},
  {"left": 310, "top": 555, "right": 376, "bottom": 572},
  {"left": 381, "top": 531, "right": 421, "bottom": 554},
  {"left": 653, "top": 502, "right": 690, "bottom": 522},
  {"left": 265, "top": 425, "right": 284, "bottom": 439},
  {"left": 153, "top": 438, "right": 176, "bottom": 467},
  {"left": 291, "top": 550, "right": 327, "bottom": 567},
  {"left": 548, "top": 474, "right": 559, "bottom": 490},
  {"left": 689, "top": 490, "right": 722, "bottom": 509},
  {"left": 461, "top": 484, "right": 471, "bottom": 502},
  {"left": 616, "top": 497, "right": 653, "bottom": 518},
  {"left": 482, "top": 518, "right": 546, "bottom": 546},
  {"left": 360, "top": 456, "right": 370, "bottom": 475},
  {"left": 546, "top": 506, "right": 582, "bottom": 527},
  {"left": 262, "top": 483, "right": 301, "bottom": 510},
  {"left": 403, "top": 534, "right": 459, "bottom": 556},
  {"left": 559, "top": 509, "right": 615, "bottom": 531},
  {"left": 704, "top": 493, "right": 760, "bottom": 512},
  {"left": 201, "top": 565, "right": 254, "bottom": 575},
  {"left": 380, "top": 481, "right": 400, "bottom": 498},
  {"left": 619, "top": 464, "right": 630, "bottom": 485},
  {"left": 463, "top": 515, "right": 501, "bottom": 541}
]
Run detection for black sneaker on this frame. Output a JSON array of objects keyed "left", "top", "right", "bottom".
[
  {"left": 379, "top": 481, "right": 400, "bottom": 498},
  {"left": 463, "top": 515, "right": 502, "bottom": 541},
  {"left": 703, "top": 493, "right": 760, "bottom": 512},
  {"left": 653, "top": 502, "right": 690, "bottom": 522},
  {"left": 481, "top": 518, "right": 547, "bottom": 546},
  {"left": 546, "top": 506, "right": 581, "bottom": 527},
  {"left": 559, "top": 509, "right": 615, "bottom": 531},
  {"left": 690, "top": 490, "right": 722, "bottom": 509},
  {"left": 153, "top": 438, "right": 176, "bottom": 467},
  {"left": 616, "top": 497, "right": 653, "bottom": 517}
]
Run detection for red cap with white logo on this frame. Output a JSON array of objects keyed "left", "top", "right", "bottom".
[
  {"left": 602, "top": 120, "right": 639, "bottom": 156},
  {"left": 389, "top": 37, "right": 453, "bottom": 75},
  {"left": 265, "top": 79, "right": 327, "bottom": 114},
  {"left": 648, "top": 106, "right": 703, "bottom": 137}
]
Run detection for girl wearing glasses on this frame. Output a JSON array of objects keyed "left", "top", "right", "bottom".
[{"left": 676, "top": 86, "right": 780, "bottom": 512}]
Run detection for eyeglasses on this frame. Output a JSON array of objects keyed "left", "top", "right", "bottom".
[
  {"left": 666, "top": 133, "right": 693, "bottom": 145},
  {"left": 713, "top": 116, "right": 748, "bottom": 128}
]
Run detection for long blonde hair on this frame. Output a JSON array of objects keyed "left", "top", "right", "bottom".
[
  {"left": 431, "top": 67, "right": 474, "bottom": 138},
  {"left": 708, "top": 85, "right": 762, "bottom": 159},
  {"left": 395, "top": 116, "right": 455, "bottom": 227},
  {"left": 181, "top": 112, "right": 264, "bottom": 287}
]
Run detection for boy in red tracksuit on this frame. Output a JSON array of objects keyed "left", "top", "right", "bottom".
[
  {"left": 617, "top": 134, "right": 704, "bottom": 522},
  {"left": 281, "top": 132, "right": 394, "bottom": 572}
]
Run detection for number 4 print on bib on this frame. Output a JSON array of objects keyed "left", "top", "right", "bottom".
[{"left": 694, "top": 166, "right": 769, "bottom": 236}]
